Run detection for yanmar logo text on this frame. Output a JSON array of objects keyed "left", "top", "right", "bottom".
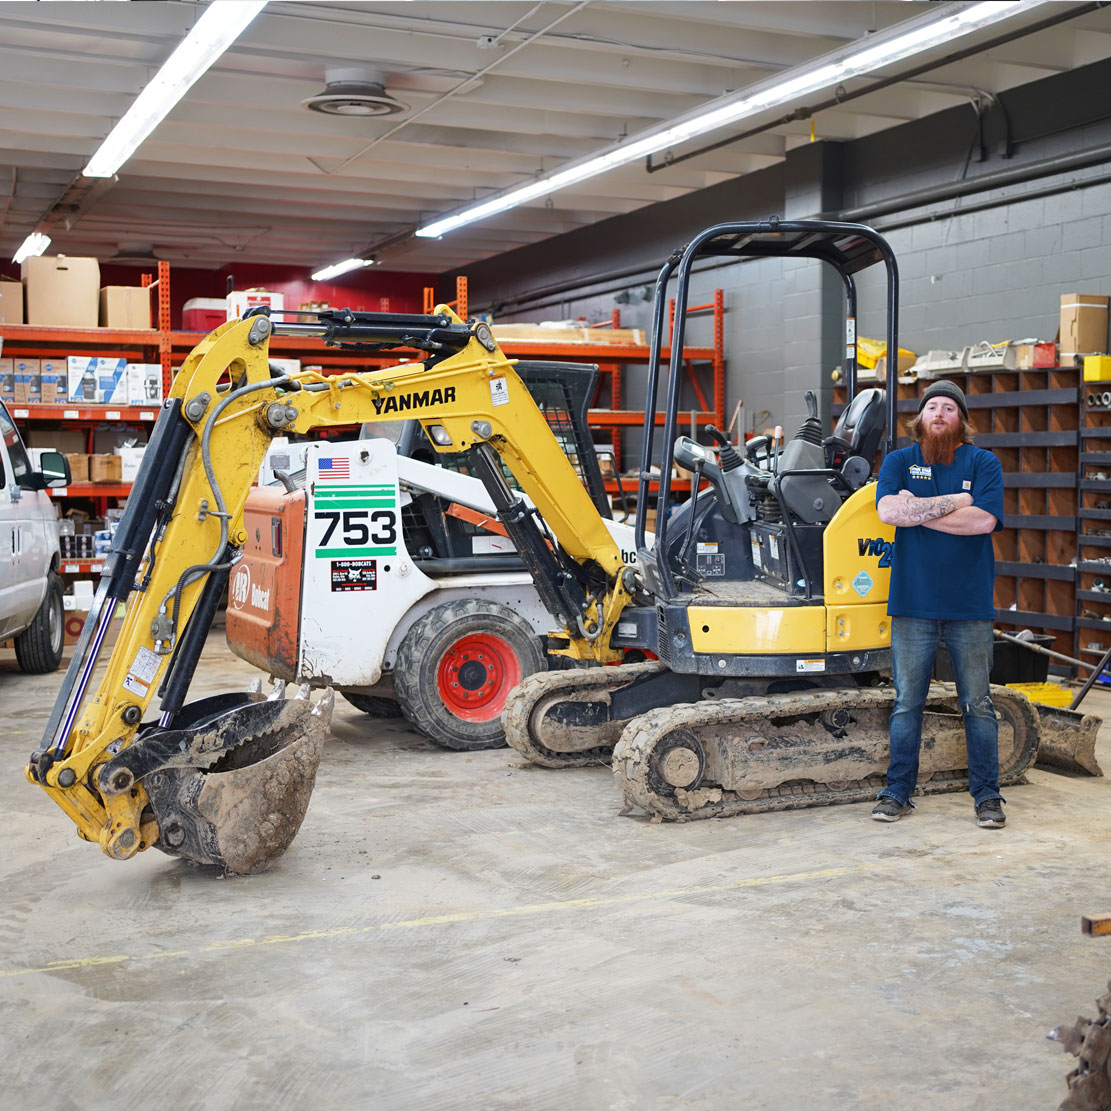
[{"left": 371, "top": 386, "right": 456, "bottom": 415}]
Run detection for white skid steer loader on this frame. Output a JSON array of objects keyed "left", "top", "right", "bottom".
[{"left": 225, "top": 361, "right": 649, "bottom": 751}]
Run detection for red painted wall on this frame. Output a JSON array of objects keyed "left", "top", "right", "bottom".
[{"left": 2, "top": 260, "right": 436, "bottom": 329}]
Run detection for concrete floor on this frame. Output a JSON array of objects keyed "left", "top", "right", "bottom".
[{"left": 3, "top": 631, "right": 1110, "bottom": 1111}]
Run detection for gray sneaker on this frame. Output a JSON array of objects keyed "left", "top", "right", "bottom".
[
  {"left": 976, "top": 799, "right": 1006, "bottom": 828},
  {"left": 871, "top": 797, "right": 911, "bottom": 822}
]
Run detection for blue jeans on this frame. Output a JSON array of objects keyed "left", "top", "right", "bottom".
[{"left": 879, "top": 617, "right": 1004, "bottom": 808}]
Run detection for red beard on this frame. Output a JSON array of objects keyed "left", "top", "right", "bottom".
[{"left": 920, "top": 422, "right": 961, "bottom": 466}]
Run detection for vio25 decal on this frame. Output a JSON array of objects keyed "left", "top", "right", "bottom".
[{"left": 858, "top": 536, "right": 893, "bottom": 568}]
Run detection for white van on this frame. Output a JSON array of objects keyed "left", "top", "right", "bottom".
[{"left": 0, "top": 401, "right": 69, "bottom": 672}]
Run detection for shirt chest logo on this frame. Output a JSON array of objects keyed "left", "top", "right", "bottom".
[{"left": 909, "top": 464, "right": 932, "bottom": 479}]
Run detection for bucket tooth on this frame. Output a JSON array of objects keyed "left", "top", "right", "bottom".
[
  {"left": 268, "top": 679, "right": 287, "bottom": 701},
  {"left": 295, "top": 682, "right": 312, "bottom": 701},
  {"left": 248, "top": 677, "right": 263, "bottom": 696},
  {"left": 311, "top": 688, "right": 335, "bottom": 723}
]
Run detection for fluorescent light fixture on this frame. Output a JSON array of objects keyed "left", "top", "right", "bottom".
[
  {"left": 311, "top": 258, "right": 374, "bottom": 282},
  {"left": 417, "top": 0, "right": 1046, "bottom": 238},
  {"left": 84, "top": 1, "right": 268, "bottom": 178},
  {"left": 12, "top": 232, "right": 51, "bottom": 265}
]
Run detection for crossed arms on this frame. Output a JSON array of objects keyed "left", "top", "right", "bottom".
[{"left": 876, "top": 489, "right": 998, "bottom": 535}]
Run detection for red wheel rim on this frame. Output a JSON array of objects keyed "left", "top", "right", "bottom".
[{"left": 436, "top": 633, "right": 522, "bottom": 722}]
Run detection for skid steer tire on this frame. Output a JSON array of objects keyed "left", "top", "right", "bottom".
[
  {"left": 342, "top": 692, "right": 402, "bottom": 718},
  {"left": 395, "top": 598, "right": 546, "bottom": 751},
  {"left": 15, "top": 570, "right": 64, "bottom": 674}
]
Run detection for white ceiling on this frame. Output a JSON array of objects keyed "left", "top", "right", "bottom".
[{"left": 1, "top": 0, "right": 1109, "bottom": 275}]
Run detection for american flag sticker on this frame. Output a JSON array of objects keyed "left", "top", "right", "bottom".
[{"left": 318, "top": 457, "right": 350, "bottom": 480}]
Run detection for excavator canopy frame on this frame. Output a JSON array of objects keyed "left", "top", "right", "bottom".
[{"left": 634, "top": 218, "right": 901, "bottom": 600}]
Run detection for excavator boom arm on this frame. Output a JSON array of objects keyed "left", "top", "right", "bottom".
[{"left": 27, "top": 308, "right": 627, "bottom": 868}]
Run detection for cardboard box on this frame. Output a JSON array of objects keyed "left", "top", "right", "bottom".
[
  {"left": 183, "top": 297, "right": 227, "bottom": 331},
  {"left": 96, "top": 358, "right": 129, "bottom": 404},
  {"left": 0, "top": 277, "right": 23, "bottom": 325},
  {"left": 89, "top": 454, "right": 123, "bottom": 483},
  {"left": 1015, "top": 342, "right": 1057, "bottom": 369},
  {"left": 0, "top": 358, "right": 13, "bottom": 403},
  {"left": 63, "top": 605, "right": 124, "bottom": 647},
  {"left": 39, "top": 357, "right": 68, "bottom": 404},
  {"left": 1060, "top": 294, "right": 1110, "bottom": 356},
  {"left": 126, "top": 363, "right": 163, "bottom": 405},
  {"left": 22, "top": 255, "right": 100, "bottom": 328},
  {"left": 93, "top": 425, "right": 145, "bottom": 454},
  {"left": 227, "top": 289, "right": 284, "bottom": 321},
  {"left": 66, "top": 357, "right": 101, "bottom": 404},
  {"left": 115, "top": 445, "right": 145, "bottom": 482},
  {"left": 65, "top": 356, "right": 128, "bottom": 404},
  {"left": 100, "top": 286, "right": 151, "bottom": 330},
  {"left": 13, "top": 358, "right": 40, "bottom": 404},
  {"left": 64, "top": 453, "right": 90, "bottom": 483},
  {"left": 874, "top": 353, "right": 918, "bottom": 376},
  {"left": 27, "top": 427, "right": 85, "bottom": 453}
]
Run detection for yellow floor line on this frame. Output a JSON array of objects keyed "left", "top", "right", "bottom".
[{"left": 0, "top": 863, "right": 868, "bottom": 979}]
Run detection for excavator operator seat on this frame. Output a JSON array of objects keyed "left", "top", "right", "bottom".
[{"left": 822, "top": 387, "right": 886, "bottom": 489}]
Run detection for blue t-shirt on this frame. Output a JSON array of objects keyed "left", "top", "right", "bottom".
[{"left": 875, "top": 443, "right": 1004, "bottom": 620}]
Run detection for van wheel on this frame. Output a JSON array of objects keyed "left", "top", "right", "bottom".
[
  {"left": 394, "top": 599, "right": 545, "bottom": 751},
  {"left": 15, "top": 571, "right": 64, "bottom": 674}
]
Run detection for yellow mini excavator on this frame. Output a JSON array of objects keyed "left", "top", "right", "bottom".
[
  {"left": 502, "top": 219, "right": 1097, "bottom": 818},
  {"left": 28, "top": 219, "right": 1096, "bottom": 873}
]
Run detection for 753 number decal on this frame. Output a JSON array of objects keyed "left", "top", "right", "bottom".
[{"left": 314, "top": 509, "right": 397, "bottom": 547}]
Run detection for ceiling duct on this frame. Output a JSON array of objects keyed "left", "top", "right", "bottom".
[
  {"left": 301, "top": 67, "right": 409, "bottom": 117},
  {"left": 105, "top": 242, "right": 162, "bottom": 267}
]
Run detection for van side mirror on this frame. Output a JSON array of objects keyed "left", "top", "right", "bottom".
[{"left": 38, "top": 450, "right": 71, "bottom": 489}]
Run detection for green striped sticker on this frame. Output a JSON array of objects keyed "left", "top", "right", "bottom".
[{"left": 316, "top": 547, "right": 396, "bottom": 558}]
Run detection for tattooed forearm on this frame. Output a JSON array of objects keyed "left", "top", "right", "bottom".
[{"left": 878, "top": 490, "right": 972, "bottom": 526}]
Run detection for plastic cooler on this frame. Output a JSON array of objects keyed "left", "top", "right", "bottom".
[{"left": 182, "top": 298, "right": 227, "bottom": 332}]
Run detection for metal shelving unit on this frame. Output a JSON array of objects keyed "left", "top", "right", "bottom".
[{"left": 838, "top": 362, "right": 1082, "bottom": 659}]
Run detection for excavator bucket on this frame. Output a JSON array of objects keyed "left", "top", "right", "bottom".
[
  {"left": 1034, "top": 705, "right": 1104, "bottom": 777},
  {"left": 135, "top": 686, "right": 333, "bottom": 874}
]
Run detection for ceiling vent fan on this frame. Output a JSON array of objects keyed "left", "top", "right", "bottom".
[
  {"left": 301, "top": 67, "right": 409, "bottom": 117},
  {"left": 105, "top": 243, "right": 162, "bottom": 267}
]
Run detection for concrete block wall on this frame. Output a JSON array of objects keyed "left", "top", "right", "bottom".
[
  {"left": 852, "top": 179, "right": 1111, "bottom": 357},
  {"left": 449, "top": 56, "right": 1111, "bottom": 467}
]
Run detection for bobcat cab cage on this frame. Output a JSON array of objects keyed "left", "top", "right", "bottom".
[{"left": 634, "top": 218, "right": 899, "bottom": 601}]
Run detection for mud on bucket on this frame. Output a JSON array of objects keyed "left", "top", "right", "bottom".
[{"left": 141, "top": 688, "right": 333, "bottom": 874}]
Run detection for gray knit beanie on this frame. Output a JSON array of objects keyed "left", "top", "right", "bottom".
[{"left": 918, "top": 380, "right": 968, "bottom": 420}]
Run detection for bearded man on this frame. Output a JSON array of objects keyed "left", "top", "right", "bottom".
[{"left": 869, "top": 380, "right": 1008, "bottom": 828}]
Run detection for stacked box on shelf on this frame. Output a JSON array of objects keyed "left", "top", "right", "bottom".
[
  {"left": 40, "top": 358, "right": 67, "bottom": 404},
  {"left": 13, "top": 357, "right": 40, "bottom": 404},
  {"left": 89, "top": 454, "right": 123, "bottom": 483},
  {"left": 64, "top": 453, "right": 90, "bottom": 482}
]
